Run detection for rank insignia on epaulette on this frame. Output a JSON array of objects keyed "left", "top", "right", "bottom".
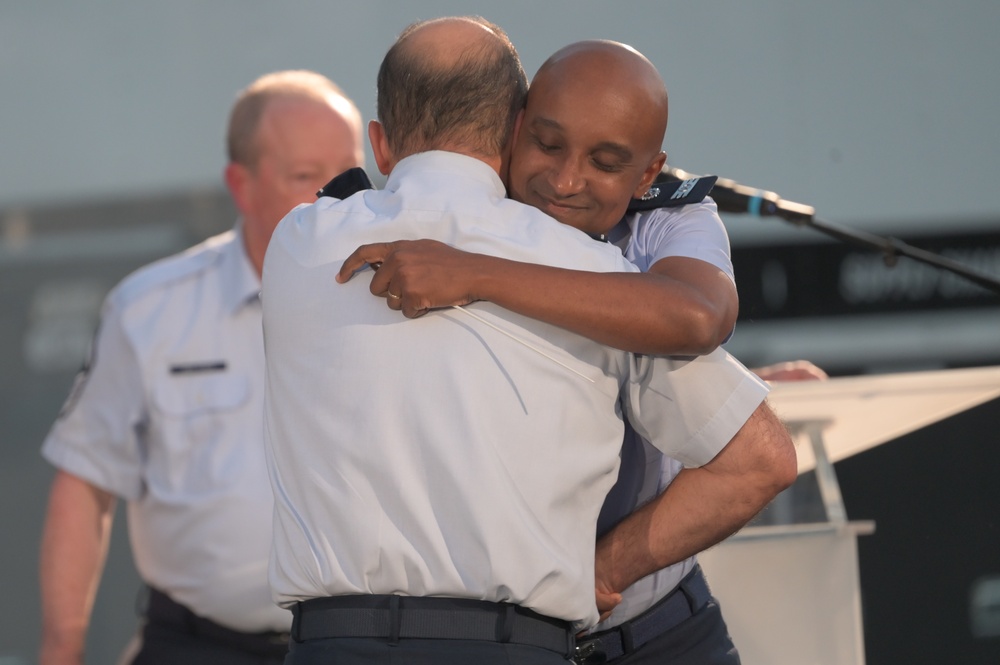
[
  {"left": 671, "top": 178, "right": 698, "bottom": 200},
  {"left": 626, "top": 174, "right": 718, "bottom": 213},
  {"left": 316, "top": 167, "right": 376, "bottom": 200}
]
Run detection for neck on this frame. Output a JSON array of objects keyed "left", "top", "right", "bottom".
[
  {"left": 242, "top": 226, "right": 265, "bottom": 277},
  {"left": 476, "top": 152, "right": 504, "bottom": 177},
  {"left": 395, "top": 147, "right": 503, "bottom": 178}
]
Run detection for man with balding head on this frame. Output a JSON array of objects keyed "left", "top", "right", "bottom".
[
  {"left": 38, "top": 70, "right": 364, "bottom": 665},
  {"left": 337, "top": 40, "right": 796, "bottom": 665},
  {"left": 262, "top": 18, "right": 774, "bottom": 665}
]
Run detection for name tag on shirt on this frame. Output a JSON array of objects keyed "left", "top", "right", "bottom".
[{"left": 169, "top": 361, "right": 227, "bottom": 374}]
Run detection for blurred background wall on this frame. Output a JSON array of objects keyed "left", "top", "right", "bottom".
[{"left": 2, "top": 2, "right": 998, "bottom": 663}]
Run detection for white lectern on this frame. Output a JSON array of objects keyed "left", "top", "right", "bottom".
[{"left": 698, "top": 365, "right": 1000, "bottom": 665}]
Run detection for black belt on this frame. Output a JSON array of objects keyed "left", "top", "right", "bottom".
[
  {"left": 574, "top": 565, "right": 712, "bottom": 665},
  {"left": 145, "top": 587, "right": 290, "bottom": 658},
  {"left": 291, "top": 594, "right": 575, "bottom": 657}
]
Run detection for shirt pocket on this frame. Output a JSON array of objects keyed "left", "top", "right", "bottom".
[
  {"left": 152, "top": 372, "right": 251, "bottom": 417},
  {"left": 148, "top": 372, "right": 255, "bottom": 492}
]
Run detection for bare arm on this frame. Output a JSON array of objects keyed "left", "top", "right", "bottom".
[
  {"left": 753, "top": 359, "right": 828, "bottom": 382},
  {"left": 337, "top": 240, "right": 737, "bottom": 356},
  {"left": 39, "top": 471, "right": 116, "bottom": 665},
  {"left": 594, "top": 400, "right": 796, "bottom": 611}
]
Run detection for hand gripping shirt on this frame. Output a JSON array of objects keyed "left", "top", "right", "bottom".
[
  {"left": 41, "top": 228, "right": 291, "bottom": 633},
  {"left": 261, "top": 151, "right": 768, "bottom": 630}
]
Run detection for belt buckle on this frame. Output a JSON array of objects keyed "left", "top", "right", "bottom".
[{"left": 573, "top": 639, "right": 607, "bottom": 665}]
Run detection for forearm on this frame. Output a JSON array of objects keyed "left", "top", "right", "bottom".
[
  {"left": 39, "top": 471, "right": 116, "bottom": 665},
  {"left": 595, "top": 465, "right": 772, "bottom": 593},
  {"left": 340, "top": 241, "right": 737, "bottom": 355},
  {"left": 595, "top": 401, "right": 796, "bottom": 593},
  {"left": 471, "top": 255, "right": 735, "bottom": 355}
]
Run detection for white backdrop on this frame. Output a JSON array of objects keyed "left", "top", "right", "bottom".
[{"left": 3, "top": 1, "right": 999, "bottom": 237}]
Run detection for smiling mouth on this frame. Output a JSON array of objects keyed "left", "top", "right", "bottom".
[
  {"left": 536, "top": 195, "right": 586, "bottom": 212},
  {"left": 535, "top": 201, "right": 580, "bottom": 225}
]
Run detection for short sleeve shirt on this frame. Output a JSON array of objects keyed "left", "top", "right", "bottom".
[{"left": 41, "top": 229, "right": 292, "bottom": 633}]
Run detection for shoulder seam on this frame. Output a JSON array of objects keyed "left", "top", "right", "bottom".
[{"left": 110, "top": 232, "right": 232, "bottom": 308}]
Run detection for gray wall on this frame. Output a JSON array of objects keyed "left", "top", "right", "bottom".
[
  {"left": 2, "top": 2, "right": 999, "bottom": 663},
  {"left": 4, "top": 1, "right": 1000, "bottom": 231}
]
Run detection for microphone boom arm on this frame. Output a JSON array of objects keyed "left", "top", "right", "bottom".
[
  {"left": 803, "top": 215, "right": 1000, "bottom": 295},
  {"left": 665, "top": 166, "right": 1000, "bottom": 295}
]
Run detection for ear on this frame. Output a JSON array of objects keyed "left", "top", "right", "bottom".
[
  {"left": 633, "top": 151, "right": 667, "bottom": 198},
  {"left": 511, "top": 108, "right": 525, "bottom": 145},
  {"left": 368, "top": 120, "right": 394, "bottom": 175},
  {"left": 498, "top": 109, "right": 526, "bottom": 187},
  {"left": 224, "top": 162, "right": 253, "bottom": 216}
]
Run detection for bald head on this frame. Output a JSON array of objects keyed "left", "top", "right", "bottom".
[
  {"left": 534, "top": 40, "right": 668, "bottom": 154},
  {"left": 227, "top": 70, "right": 362, "bottom": 169},
  {"left": 506, "top": 40, "right": 669, "bottom": 234},
  {"left": 223, "top": 70, "right": 364, "bottom": 276},
  {"left": 397, "top": 16, "right": 500, "bottom": 68},
  {"left": 375, "top": 16, "right": 528, "bottom": 161}
]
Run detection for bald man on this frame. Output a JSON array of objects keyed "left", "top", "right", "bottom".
[
  {"left": 39, "top": 71, "right": 364, "bottom": 665},
  {"left": 262, "top": 18, "right": 776, "bottom": 665},
  {"left": 337, "top": 41, "right": 796, "bottom": 665}
]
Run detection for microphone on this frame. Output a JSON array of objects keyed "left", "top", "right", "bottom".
[{"left": 662, "top": 166, "right": 815, "bottom": 224}]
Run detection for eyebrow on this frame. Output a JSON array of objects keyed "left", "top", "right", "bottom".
[{"left": 530, "top": 116, "right": 634, "bottom": 162}]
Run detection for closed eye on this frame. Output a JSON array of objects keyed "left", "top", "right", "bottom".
[
  {"left": 592, "top": 160, "right": 623, "bottom": 173},
  {"left": 531, "top": 134, "right": 560, "bottom": 153}
]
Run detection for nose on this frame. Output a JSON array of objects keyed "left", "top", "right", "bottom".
[{"left": 547, "top": 155, "right": 585, "bottom": 198}]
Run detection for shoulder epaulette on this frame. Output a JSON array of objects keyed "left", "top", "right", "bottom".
[
  {"left": 626, "top": 174, "right": 718, "bottom": 213},
  {"left": 316, "top": 167, "right": 376, "bottom": 200}
]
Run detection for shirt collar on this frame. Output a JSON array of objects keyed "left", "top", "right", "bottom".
[
  {"left": 386, "top": 151, "right": 507, "bottom": 199},
  {"left": 219, "top": 223, "right": 262, "bottom": 314}
]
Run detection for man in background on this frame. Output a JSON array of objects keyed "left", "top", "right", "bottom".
[{"left": 38, "top": 70, "right": 364, "bottom": 665}]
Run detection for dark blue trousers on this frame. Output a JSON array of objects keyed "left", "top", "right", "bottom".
[
  {"left": 607, "top": 599, "right": 740, "bottom": 665},
  {"left": 130, "top": 588, "right": 288, "bottom": 665}
]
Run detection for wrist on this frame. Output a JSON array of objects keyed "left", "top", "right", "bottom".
[
  {"left": 40, "top": 638, "right": 85, "bottom": 665},
  {"left": 467, "top": 253, "right": 505, "bottom": 304},
  {"left": 595, "top": 532, "right": 638, "bottom": 595},
  {"left": 41, "top": 621, "right": 87, "bottom": 654},
  {"left": 595, "top": 503, "right": 665, "bottom": 593}
]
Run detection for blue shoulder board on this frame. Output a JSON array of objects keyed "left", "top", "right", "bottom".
[
  {"left": 626, "top": 173, "right": 718, "bottom": 213},
  {"left": 316, "top": 167, "right": 376, "bottom": 199}
]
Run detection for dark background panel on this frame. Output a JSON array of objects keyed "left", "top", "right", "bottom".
[{"left": 837, "top": 397, "right": 1000, "bottom": 664}]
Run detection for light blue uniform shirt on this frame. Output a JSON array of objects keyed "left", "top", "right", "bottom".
[
  {"left": 42, "top": 228, "right": 292, "bottom": 633},
  {"left": 597, "top": 199, "right": 740, "bottom": 630}
]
